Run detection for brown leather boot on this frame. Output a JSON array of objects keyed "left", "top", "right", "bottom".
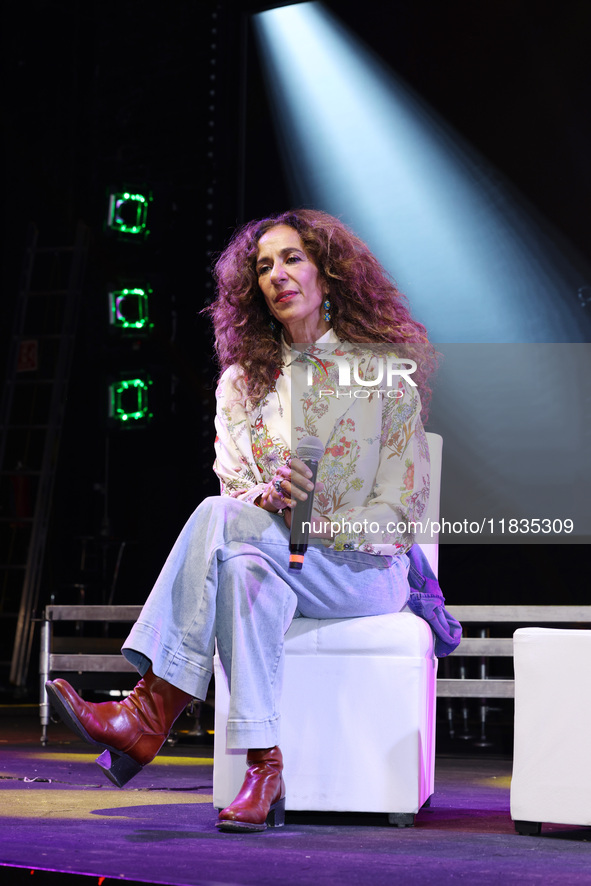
[
  {"left": 45, "top": 669, "right": 193, "bottom": 787},
  {"left": 216, "top": 746, "right": 286, "bottom": 832}
]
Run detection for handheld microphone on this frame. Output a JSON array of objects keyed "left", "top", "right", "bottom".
[{"left": 289, "top": 435, "right": 325, "bottom": 570}]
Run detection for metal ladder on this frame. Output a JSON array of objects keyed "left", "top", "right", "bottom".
[{"left": 0, "top": 221, "right": 90, "bottom": 688}]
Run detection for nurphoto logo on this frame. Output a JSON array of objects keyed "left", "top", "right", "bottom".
[{"left": 309, "top": 355, "right": 417, "bottom": 400}]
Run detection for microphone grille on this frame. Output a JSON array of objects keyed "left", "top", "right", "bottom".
[{"left": 296, "top": 435, "right": 325, "bottom": 462}]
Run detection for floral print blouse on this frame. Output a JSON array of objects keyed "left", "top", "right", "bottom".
[{"left": 213, "top": 330, "right": 430, "bottom": 556}]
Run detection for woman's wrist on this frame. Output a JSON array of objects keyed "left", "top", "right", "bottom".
[{"left": 255, "top": 490, "right": 281, "bottom": 513}]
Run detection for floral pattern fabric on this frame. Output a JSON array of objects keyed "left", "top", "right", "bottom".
[{"left": 213, "top": 331, "right": 430, "bottom": 556}]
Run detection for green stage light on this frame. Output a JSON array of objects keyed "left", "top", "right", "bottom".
[
  {"left": 107, "top": 191, "right": 150, "bottom": 236},
  {"left": 108, "top": 377, "right": 153, "bottom": 426},
  {"left": 108, "top": 288, "right": 152, "bottom": 332}
]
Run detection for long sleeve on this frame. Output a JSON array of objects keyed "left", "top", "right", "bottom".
[
  {"left": 290, "top": 342, "right": 430, "bottom": 555},
  {"left": 318, "top": 382, "right": 430, "bottom": 553},
  {"left": 213, "top": 365, "right": 291, "bottom": 504}
]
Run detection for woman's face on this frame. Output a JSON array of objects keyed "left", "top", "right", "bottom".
[{"left": 256, "top": 224, "right": 329, "bottom": 343}]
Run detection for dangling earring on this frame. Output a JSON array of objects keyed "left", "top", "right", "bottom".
[
  {"left": 269, "top": 317, "right": 277, "bottom": 331},
  {"left": 323, "top": 297, "right": 331, "bottom": 323}
]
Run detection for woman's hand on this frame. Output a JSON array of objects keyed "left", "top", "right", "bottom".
[
  {"left": 257, "top": 458, "right": 332, "bottom": 538},
  {"left": 256, "top": 457, "right": 315, "bottom": 514}
]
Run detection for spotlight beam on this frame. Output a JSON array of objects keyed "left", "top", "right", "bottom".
[{"left": 253, "top": 3, "right": 590, "bottom": 343}]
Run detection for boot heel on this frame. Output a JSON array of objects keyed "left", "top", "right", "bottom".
[
  {"left": 266, "top": 796, "right": 285, "bottom": 828},
  {"left": 96, "top": 748, "right": 143, "bottom": 788}
]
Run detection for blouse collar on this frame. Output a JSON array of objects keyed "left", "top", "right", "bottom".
[{"left": 281, "top": 328, "right": 339, "bottom": 368}]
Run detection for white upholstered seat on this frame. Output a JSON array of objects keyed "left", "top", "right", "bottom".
[{"left": 511, "top": 627, "right": 591, "bottom": 835}]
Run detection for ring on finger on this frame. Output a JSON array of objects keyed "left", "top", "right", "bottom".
[{"left": 274, "top": 479, "right": 284, "bottom": 495}]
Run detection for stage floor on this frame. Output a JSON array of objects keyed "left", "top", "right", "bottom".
[{"left": 1, "top": 705, "right": 590, "bottom": 886}]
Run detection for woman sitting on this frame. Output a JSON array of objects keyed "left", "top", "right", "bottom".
[{"left": 46, "top": 209, "right": 437, "bottom": 832}]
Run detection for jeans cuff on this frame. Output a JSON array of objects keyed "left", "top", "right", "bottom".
[{"left": 226, "top": 715, "right": 280, "bottom": 750}]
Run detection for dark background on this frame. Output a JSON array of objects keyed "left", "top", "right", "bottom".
[{"left": 2, "top": 0, "right": 590, "bottom": 690}]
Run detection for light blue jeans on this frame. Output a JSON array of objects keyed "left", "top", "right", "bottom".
[{"left": 122, "top": 496, "right": 410, "bottom": 748}]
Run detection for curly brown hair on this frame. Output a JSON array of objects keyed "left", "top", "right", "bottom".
[{"left": 207, "top": 209, "right": 437, "bottom": 418}]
